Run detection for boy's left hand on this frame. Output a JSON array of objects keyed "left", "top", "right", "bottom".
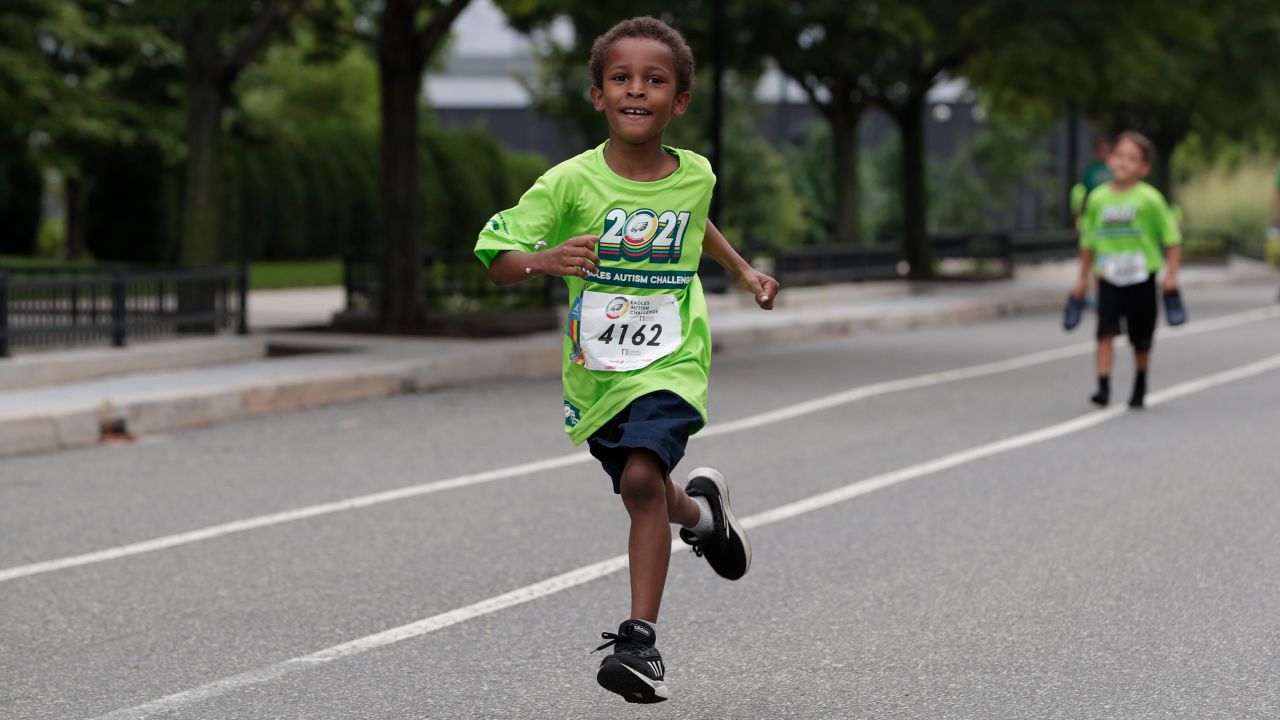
[
  {"left": 738, "top": 269, "right": 779, "bottom": 310},
  {"left": 1162, "top": 274, "right": 1179, "bottom": 293}
]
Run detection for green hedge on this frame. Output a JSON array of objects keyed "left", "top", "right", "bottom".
[
  {"left": 77, "top": 125, "right": 545, "bottom": 264},
  {"left": 223, "top": 125, "right": 543, "bottom": 262},
  {"left": 420, "top": 127, "right": 545, "bottom": 260}
]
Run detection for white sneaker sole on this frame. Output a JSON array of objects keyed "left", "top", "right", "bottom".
[
  {"left": 687, "top": 466, "right": 752, "bottom": 577},
  {"left": 597, "top": 659, "right": 670, "bottom": 703}
]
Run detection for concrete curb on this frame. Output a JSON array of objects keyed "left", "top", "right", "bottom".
[
  {"left": 0, "top": 290, "right": 1062, "bottom": 458},
  {"left": 0, "top": 337, "right": 266, "bottom": 391},
  {"left": 0, "top": 407, "right": 101, "bottom": 456}
]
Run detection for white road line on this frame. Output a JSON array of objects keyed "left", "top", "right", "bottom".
[
  {"left": 87, "top": 351, "right": 1280, "bottom": 720},
  {"left": 3, "top": 304, "right": 1278, "bottom": 586},
  {"left": 0, "top": 453, "right": 594, "bottom": 583}
]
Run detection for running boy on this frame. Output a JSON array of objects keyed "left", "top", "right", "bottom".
[
  {"left": 473, "top": 17, "right": 779, "bottom": 704},
  {"left": 1071, "top": 131, "right": 1182, "bottom": 409}
]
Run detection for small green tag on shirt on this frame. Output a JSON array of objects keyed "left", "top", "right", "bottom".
[{"left": 564, "top": 400, "right": 582, "bottom": 427}]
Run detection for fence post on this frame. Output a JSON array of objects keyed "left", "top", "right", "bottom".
[
  {"left": 0, "top": 269, "right": 9, "bottom": 358},
  {"left": 237, "top": 261, "right": 249, "bottom": 335},
  {"left": 999, "top": 232, "right": 1015, "bottom": 278},
  {"left": 111, "top": 269, "right": 127, "bottom": 348}
]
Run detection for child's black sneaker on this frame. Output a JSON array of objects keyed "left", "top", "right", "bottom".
[
  {"left": 679, "top": 467, "right": 751, "bottom": 580},
  {"left": 1129, "top": 376, "right": 1147, "bottom": 409},
  {"left": 594, "top": 619, "right": 669, "bottom": 703}
]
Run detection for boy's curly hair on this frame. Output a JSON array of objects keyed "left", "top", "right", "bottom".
[
  {"left": 589, "top": 17, "right": 695, "bottom": 95},
  {"left": 1115, "top": 130, "right": 1156, "bottom": 164}
]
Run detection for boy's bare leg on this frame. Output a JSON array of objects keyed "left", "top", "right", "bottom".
[
  {"left": 1135, "top": 350, "right": 1150, "bottom": 371},
  {"left": 618, "top": 449, "right": 673, "bottom": 622},
  {"left": 1096, "top": 335, "right": 1116, "bottom": 377}
]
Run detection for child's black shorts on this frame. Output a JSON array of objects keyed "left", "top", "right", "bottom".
[
  {"left": 587, "top": 390, "right": 701, "bottom": 494},
  {"left": 1097, "top": 275, "right": 1157, "bottom": 351}
]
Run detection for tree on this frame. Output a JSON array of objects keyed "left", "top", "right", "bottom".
[
  {"left": 864, "top": 1, "right": 985, "bottom": 277},
  {"left": 966, "top": 0, "right": 1280, "bottom": 201},
  {"left": 744, "top": 1, "right": 909, "bottom": 248},
  {"left": 129, "top": 0, "right": 308, "bottom": 267},
  {"left": 371, "top": 0, "right": 472, "bottom": 333},
  {"left": 1, "top": 0, "right": 181, "bottom": 259},
  {"left": 304, "top": 0, "right": 474, "bottom": 331},
  {"left": 757, "top": 1, "right": 983, "bottom": 274}
]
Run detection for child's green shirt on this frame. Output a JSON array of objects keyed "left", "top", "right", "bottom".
[
  {"left": 1080, "top": 181, "right": 1181, "bottom": 285},
  {"left": 475, "top": 142, "right": 715, "bottom": 444}
]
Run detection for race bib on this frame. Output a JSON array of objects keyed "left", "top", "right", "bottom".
[
  {"left": 1100, "top": 251, "right": 1149, "bottom": 286},
  {"left": 577, "top": 290, "right": 681, "bottom": 371}
]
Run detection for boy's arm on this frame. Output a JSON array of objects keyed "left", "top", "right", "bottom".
[
  {"left": 1073, "top": 200, "right": 1098, "bottom": 299},
  {"left": 1072, "top": 249, "right": 1094, "bottom": 299},
  {"left": 703, "top": 220, "right": 779, "bottom": 309},
  {"left": 1163, "top": 244, "right": 1181, "bottom": 292},
  {"left": 1155, "top": 191, "right": 1182, "bottom": 293},
  {"left": 487, "top": 236, "right": 600, "bottom": 286}
]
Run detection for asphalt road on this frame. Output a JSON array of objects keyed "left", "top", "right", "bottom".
[{"left": 3, "top": 285, "right": 1279, "bottom": 720}]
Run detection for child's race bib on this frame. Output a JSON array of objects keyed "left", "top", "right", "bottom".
[
  {"left": 578, "top": 290, "right": 681, "bottom": 371},
  {"left": 1099, "top": 251, "right": 1150, "bottom": 286}
]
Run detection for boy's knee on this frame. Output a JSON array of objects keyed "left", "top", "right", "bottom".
[{"left": 618, "top": 464, "right": 665, "bottom": 506}]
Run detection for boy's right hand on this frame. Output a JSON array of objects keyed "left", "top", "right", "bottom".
[
  {"left": 1070, "top": 278, "right": 1088, "bottom": 300},
  {"left": 538, "top": 235, "right": 600, "bottom": 278}
]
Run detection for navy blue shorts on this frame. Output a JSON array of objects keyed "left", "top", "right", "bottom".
[
  {"left": 1097, "top": 276, "right": 1158, "bottom": 351},
  {"left": 587, "top": 391, "right": 702, "bottom": 494}
]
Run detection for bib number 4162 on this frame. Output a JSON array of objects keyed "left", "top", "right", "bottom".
[
  {"left": 578, "top": 291, "right": 681, "bottom": 371},
  {"left": 596, "top": 323, "right": 664, "bottom": 347}
]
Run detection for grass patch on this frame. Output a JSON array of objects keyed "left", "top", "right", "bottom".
[
  {"left": 0, "top": 255, "right": 102, "bottom": 269},
  {"left": 247, "top": 259, "right": 342, "bottom": 290},
  {"left": 2, "top": 256, "right": 343, "bottom": 290},
  {"left": 1177, "top": 158, "right": 1276, "bottom": 235}
]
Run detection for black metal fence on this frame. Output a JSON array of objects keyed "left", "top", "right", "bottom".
[
  {"left": 774, "top": 232, "right": 1020, "bottom": 286},
  {"left": 340, "top": 229, "right": 1270, "bottom": 315},
  {"left": 1008, "top": 229, "right": 1080, "bottom": 263},
  {"left": 0, "top": 265, "right": 248, "bottom": 357},
  {"left": 343, "top": 254, "right": 558, "bottom": 315},
  {"left": 769, "top": 229, "right": 1262, "bottom": 288}
]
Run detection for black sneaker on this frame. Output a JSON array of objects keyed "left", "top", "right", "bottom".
[
  {"left": 678, "top": 467, "right": 751, "bottom": 580},
  {"left": 594, "top": 619, "right": 669, "bottom": 703}
]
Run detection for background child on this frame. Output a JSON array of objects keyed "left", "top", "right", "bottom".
[
  {"left": 473, "top": 16, "right": 778, "bottom": 704},
  {"left": 1071, "top": 131, "right": 1182, "bottom": 408}
]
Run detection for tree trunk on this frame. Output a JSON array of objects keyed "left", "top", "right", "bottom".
[
  {"left": 897, "top": 90, "right": 933, "bottom": 279},
  {"left": 64, "top": 175, "right": 90, "bottom": 261},
  {"left": 180, "top": 10, "right": 226, "bottom": 269},
  {"left": 1150, "top": 135, "right": 1180, "bottom": 203},
  {"left": 829, "top": 104, "right": 862, "bottom": 245},
  {"left": 376, "top": 0, "right": 427, "bottom": 333}
]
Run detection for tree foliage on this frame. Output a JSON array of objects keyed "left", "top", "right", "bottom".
[{"left": 967, "top": 0, "right": 1280, "bottom": 198}]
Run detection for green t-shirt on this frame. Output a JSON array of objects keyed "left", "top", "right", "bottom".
[
  {"left": 1083, "top": 161, "right": 1112, "bottom": 194},
  {"left": 474, "top": 142, "right": 715, "bottom": 444},
  {"left": 1080, "top": 182, "right": 1181, "bottom": 282}
]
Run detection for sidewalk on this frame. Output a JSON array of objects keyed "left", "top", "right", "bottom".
[{"left": 2, "top": 259, "right": 1275, "bottom": 458}]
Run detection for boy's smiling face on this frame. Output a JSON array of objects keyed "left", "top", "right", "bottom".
[
  {"left": 1107, "top": 138, "right": 1149, "bottom": 185},
  {"left": 590, "top": 37, "right": 690, "bottom": 145}
]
